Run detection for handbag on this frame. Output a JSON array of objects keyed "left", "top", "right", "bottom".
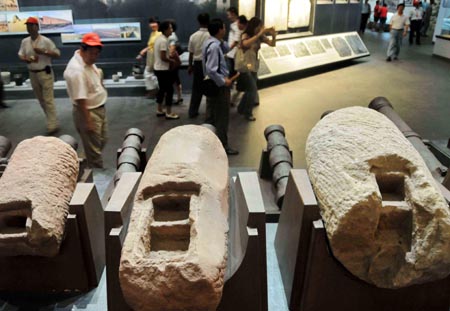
[
  {"left": 201, "top": 76, "right": 220, "bottom": 97},
  {"left": 234, "top": 47, "right": 250, "bottom": 72}
]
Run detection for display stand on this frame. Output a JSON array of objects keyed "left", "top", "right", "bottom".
[
  {"left": 104, "top": 171, "right": 268, "bottom": 311},
  {"left": 274, "top": 169, "right": 450, "bottom": 311},
  {"left": 0, "top": 171, "right": 105, "bottom": 292}
]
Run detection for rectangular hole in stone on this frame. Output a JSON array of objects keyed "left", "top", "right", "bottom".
[
  {"left": 375, "top": 173, "right": 405, "bottom": 201},
  {"left": 0, "top": 215, "right": 28, "bottom": 235},
  {"left": 153, "top": 195, "right": 190, "bottom": 222},
  {"left": 150, "top": 224, "right": 190, "bottom": 252}
]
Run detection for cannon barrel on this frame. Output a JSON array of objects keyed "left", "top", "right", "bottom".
[
  {"left": 264, "top": 125, "right": 293, "bottom": 208},
  {"left": 114, "top": 128, "right": 145, "bottom": 185},
  {"left": 369, "top": 97, "right": 447, "bottom": 184},
  {"left": 0, "top": 136, "right": 11, "bottom": 158}
]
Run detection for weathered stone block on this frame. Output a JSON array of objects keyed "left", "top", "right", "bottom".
[
  {"left": 305, "top": 107, "right": 450, "bottom": 288},
  {"left": 119, "top": 125, "right": 229, "bottom": 310},
  {"left": 0, "top": 136, "right": 79, "bottom": 257}
]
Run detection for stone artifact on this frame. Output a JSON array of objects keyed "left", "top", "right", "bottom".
[
  {"left": 119, "top": 125, "right": 229, "bottom": 311},
  {"left": 0, "top": 136, "right": 79, "bottom": 257},
  {"left": 264, "top": 125, "right": 293, "bottom": 208},
  {"left": 305, "top": 106, "right": 450, "bottom": 289}
]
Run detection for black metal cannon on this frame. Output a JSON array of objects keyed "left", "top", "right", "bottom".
[
  {"left": 263, "top": 125, "right": 293, "bottom": 208},
  {"left": 114, "top": 128, "right": 145, "bottom": 185},
  {"left": 369, "top": 97, "right": 448, "bottom": 188}
]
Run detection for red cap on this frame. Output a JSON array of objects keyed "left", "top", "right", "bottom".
[
  {"left": 81, "top": 32, "right": 103, "bottom": 47},
  {"left": 413, "top": 0, "right": 419, "bottom": 5},
  {"left": 25, "top": 17, "right": 39, "bottom": 25}
]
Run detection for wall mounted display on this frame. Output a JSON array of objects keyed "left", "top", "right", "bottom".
[
  {"left": 6, "top": 11, "right": 37, "bottom": 33},
  {"left": 239, "top": 0, "right": 256, "bottom": 18},
  {"left": 0, "top": 0, "right": 19, "bottom": 11},
  {"left": 288, "top": 0, "right": 312, "bottom": 28},
  {"left": 0, "top": 10, "right": 72, "bottom": 35},
  {"left": 335, "top": 0, "right": 348, "bottom": 4},
  {"left": 257, "top": 31, "right": 369, "bottom": 80},
  {"left": 264, "top": 0, "right": 289, "bottom": 30},
  {"left": 38, "top": 10, "right": 73, "bottom": 33},
  {"left": 263, "top": 0, "right": 314, "bottom": 34},
  {"left": 61, "top": 22, "right": 141, "bottom": 43}
]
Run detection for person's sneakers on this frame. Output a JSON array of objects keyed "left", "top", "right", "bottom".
[
  {"left": 156, "top": 110, "right": 165, "bottom": 117},
  {"left": 165, "top": 113, "right": 180, "bottom": 120},
  {"left": 393, "top": 56, "right": 398, "bottom": 60},
  {"left": 173, "top": 98, "right": 184, "bottom": 105},
  {"left": 225, "top": 147, "right": 239, "bottom": 155},
  {"left": 386, "top": 57, "right": 392, "bottom": 62},
  {"left": 245, "top": 115, "right": 256, "bottom": 121},
  {"left": 0, "top": 102, "right": 9, "bottom": 108}
]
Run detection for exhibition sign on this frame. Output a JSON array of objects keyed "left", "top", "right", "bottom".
[{"left": 61, "top": 22, "right": 141, "bottom": 43}]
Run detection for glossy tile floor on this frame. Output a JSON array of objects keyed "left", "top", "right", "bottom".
[{"left": 0, "top": 31, "right": 449, "bottom": 310}]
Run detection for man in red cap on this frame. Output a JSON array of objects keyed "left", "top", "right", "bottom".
[
  {"left": 18, "top": 16, "right": 60, "bottom": 134},
  {"left": 64, "top": 32, "right": 108, "bottom": 168},
  {"left": 409, "top": 0, "right": 424, "bottom": 45}
]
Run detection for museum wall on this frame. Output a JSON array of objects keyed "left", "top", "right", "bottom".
[{"left": 0, "top": 0, "right": 236, "bottom": 77}]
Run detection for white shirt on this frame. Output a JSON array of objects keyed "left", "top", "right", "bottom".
[
  {"left": 64, "top": 50, "right": 107, "bottom": 109},
  {"left": 390, "top": 13, "right": 410, "bottom": 30},
  {"left": 361, "top": 3, "right": 370, "bottom": 14},
  {"left": 188, "top": 28, "right": 210, "bottom": 61},
  {"left": 153, "top": 35, "right": 170, "bottom": 71},
  {"left": 18, "top": 35, "right": 60, "bottom": 70},
  {"left": 410, "top": 7, "right": 424, "bottom": 20},
  {"left": 226, "top": 21, "right": 241, "bottom": 59}
]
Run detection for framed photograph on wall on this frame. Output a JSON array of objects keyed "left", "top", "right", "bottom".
[
  {"left": 38, "top": 10, "right": 73, "bottom": 34},
  {"left": 6, "top": 11, "right": 37, "bottom": 34},
  {"left": 1, "top": 0, "right": 19, "bottom": 12}
]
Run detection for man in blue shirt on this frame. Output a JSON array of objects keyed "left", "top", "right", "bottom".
[{"left": 202, "top": 18, "right": 238, "bottom": 155}]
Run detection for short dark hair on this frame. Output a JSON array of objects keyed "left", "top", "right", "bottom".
[
  {"left": 208, "top": 18, "right": 224, "bottom": 36},
  {"left": 197, "top": 13, "right": 210, "bottom": 26},
  {"left": 80, "top": 43, "right": 102, "bottom": 51},
  {"left": 159, "top": 20, "right": 172, "bottom": 33},
  {"left": 238, "top": 15, "right": 248, "bottom": 25},
  {"left": 168, "top": 19, "right": 177, "bottom": 32},
  {"left": 227, "top": 7, "right": 238, "bottom": 16},
  {"left": 148, "top": 17, "right": 159, "bottom": 25},
  {"left": 397, "top": 2, "right": 405, "bottom": 8}
]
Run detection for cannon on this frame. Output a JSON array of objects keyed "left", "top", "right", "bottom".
[
  {"left": 369, "top": 97, "right": 448, "bottom": 184},
  {"left": 263, "top": 125, "right": 293, "bottom": 208},
  {"left": 114, "top": 128, "right": 145, "bottom": 185}
]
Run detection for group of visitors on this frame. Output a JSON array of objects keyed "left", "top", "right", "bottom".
[
  {"left": 3, "top": 6, "right": 276, "bottom": 166},
  {"left": 15, "top": 16, "right": 108, "bottom": 168},
  {"left": 139, "top": 7, "right": 276, "bottom": 155}
]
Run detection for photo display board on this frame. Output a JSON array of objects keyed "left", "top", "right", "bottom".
[
  {"left": 257, "top": 31, "right": 369, "bottom": 79},
  {"left": 61, "top": 22, "right": 141, "bottom": 43},
  {"left": 0, "top": 9, "right": 73, "bottom": 35}
]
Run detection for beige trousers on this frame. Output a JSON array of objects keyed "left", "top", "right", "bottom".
[
  {"left": 29, "top": 70, "right": 58, "bottom": 131},
  {"left": 72, "top": 105, "right": 108, "bottom": 168}
]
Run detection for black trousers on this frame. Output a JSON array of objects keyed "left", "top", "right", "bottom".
[
  {"left": 206, "top": 86, "right": 230, "bottom": 148},
  {"left": 154, "top": 70, "right": 175, "bottom": 106},
  {"left": 410, "top": 20, "right": 422, "bottom": 44},
  {"left": 188, "top": 61, "right": 204, "bottom": 117},
  {"left": 360, "top": 13, "right": 370, "bottom": 33},
  {"left": 0, "top": 80, "right": 4, "bottom": 103}
]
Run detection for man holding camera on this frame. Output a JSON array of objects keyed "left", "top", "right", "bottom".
[{"left": 18, "top": 17, "right": 60, "bottom": 134}]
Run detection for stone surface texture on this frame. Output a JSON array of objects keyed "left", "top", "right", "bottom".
[
  {"left": 0, "top": 136, "right": 79, "bottom": 257},
  {"left": 305, "top": 106, "right": 450, "bottom": 289},
  {"left": 119, "top": 125, "right": 229, "bottom": 311}
]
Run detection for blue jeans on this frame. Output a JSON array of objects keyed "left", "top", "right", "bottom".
[
  {"left": 387, "top": 29, "right": 403, "bottom": 58},
  {"left": 238, "top": 71, "right": 258, "bottom": 117}
]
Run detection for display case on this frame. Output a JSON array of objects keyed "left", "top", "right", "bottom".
[{"left": 257, "top": 31, "right": 369, "bottom": 80}]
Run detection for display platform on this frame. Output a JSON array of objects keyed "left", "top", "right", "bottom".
[
  {"left": 104, "top": 171, "right": 268, "bottom": 311},
  {"left": 275, "top": 169, "right": 450, "bottom": 311},
  {"left": 433, "top": 35, "right": 450, "bottom": 60},
  {"left": 257, "top": 31, "right": 369, "bottom": 80}
]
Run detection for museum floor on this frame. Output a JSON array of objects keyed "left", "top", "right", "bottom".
[{"left": 0, "top": 31, "right": 449, "bottom": 310}]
